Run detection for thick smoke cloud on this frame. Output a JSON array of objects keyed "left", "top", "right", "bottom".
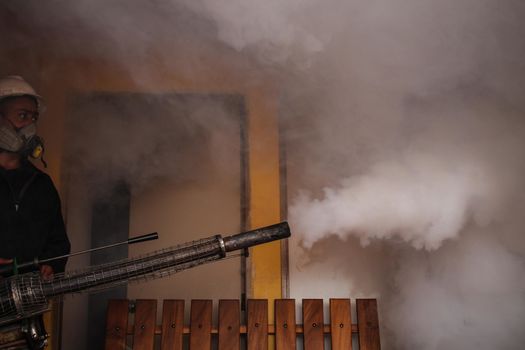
[
  {"left": 186, "top": 0, "right": 525, "bottom": 348},
  {"left": 3, "top": 0, "right": 525, "bottom": 348},
  {"left": 291, "top": 155, "right": 491, "bottom": 250},
  {"left": 65, "top": 94, "right": 241, "bottom": 200},
  {"left": 289, "top": 91, "right": 525, "bottom": 250},
  {"left": 384, "top": 230, "right": 525, "bottom": 349}
]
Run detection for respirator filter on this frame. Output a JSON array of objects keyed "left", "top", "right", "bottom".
[{"left": 0, "top": 119, "right": 45, "bottom": 160}]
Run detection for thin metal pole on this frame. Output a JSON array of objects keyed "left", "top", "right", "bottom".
[{"left": 0, "top": 232, "right": 158, "bottom": 274}]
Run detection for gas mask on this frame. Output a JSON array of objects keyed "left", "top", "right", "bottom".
[{"left": 0, "top": 118, "right": 46, "bottom": 164}]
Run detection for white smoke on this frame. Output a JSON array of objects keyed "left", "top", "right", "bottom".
[
  {"left": 384, "top": 230, "right": 525, "bottom": 349},
  {"left": 2, "top": 0, "right": 525, "bottom": 348},
  {"left": 183, "top": 0, "right": 319, "bottom": 49},
  {"left": 183, "top": 0, "right": 525, "bottom": 348},
  {"left": 65, "top": 94, "right": 241, "bottom": 199},
  {"left": 290, "top": 153, "right": 494, "bottom": 250}
]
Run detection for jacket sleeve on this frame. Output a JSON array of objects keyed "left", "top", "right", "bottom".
[{"left": 40, "top": 178, "right": 71, "bottom": 273}]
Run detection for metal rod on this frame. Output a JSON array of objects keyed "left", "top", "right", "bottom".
[
  {"left": 39, "top": 232, "right": 158, "bottom": 263},
  {"left": 0, "top": 232, "right": 158, "bottom": 275}
]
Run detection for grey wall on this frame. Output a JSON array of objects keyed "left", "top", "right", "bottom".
[{"left": 62, "top": 93, "right": 246, "bottom": 349}]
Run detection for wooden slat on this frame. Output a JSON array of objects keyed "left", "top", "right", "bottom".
[
  {"left": 356, "top": 299, "right": 381, "bottom": 350},
  {"left": 189, "top": 300, "right": 213, "bottom": 350},
  {"left": 275, "top": 299, "right": 296, "bottom": 350},
  {"left": 330, "top": 299, "right": 352, "bottom": 350},
  {"left": 107, "top": 298, "right": 378, "bottom": 349},
  {"left": 161, "top": 300, "right": 185, "bottom": 350},
  {"left": 303, "top": 299, "right": 324, "bottom": 350},
  {"left": 126, "top": 322, "right": 358, "bottom": 335},
  {"left": 247, "top": 299, "right": 268, "bottom": 350},
  {"left": 133, "top": 299, "right": 157, "bottom": 350},
  {"left": 105, "top": 299, "right": 129, "bottom": 350},
  {"left": 218, "top": 300, "right": 240, "bottom": 350}
]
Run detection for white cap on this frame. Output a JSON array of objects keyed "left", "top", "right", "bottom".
[{"left": 0, "top": 75, "right": 44, "bottom": 110}]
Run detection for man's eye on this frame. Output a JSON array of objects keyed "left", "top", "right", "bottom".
[{"left": 17, "top": 112, "right": 38, "bottom": 122}]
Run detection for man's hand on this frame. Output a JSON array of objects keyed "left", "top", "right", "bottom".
[
  {"left": 0, "top": 258, "right": 13, "bottom": 276},
  {"left": 0, "top": 259, "right": 54, "bottom": 279},
  {"left": 40, "top": 264, "right": 54, "bottom": 280},
  {"left": 0, "top": 258, "right": 13, "bottom": 265}
]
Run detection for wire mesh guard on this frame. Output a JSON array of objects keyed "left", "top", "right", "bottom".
[
  {"left": 43, "top": 235, "right": 225, "bottom": 297},
  {"left": 0, "top": 236, "right": 223, "bottom": 326},
  {"left": 0, "top": 273, "right": 48, "bottom": 326}
]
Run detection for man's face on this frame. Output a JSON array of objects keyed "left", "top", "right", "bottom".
[{"left": 0, "top": 96, "right": 39, "bottom": 130}]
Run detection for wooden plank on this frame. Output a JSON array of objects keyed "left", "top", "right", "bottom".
[
  {"left": 275, "top": 299, "right": 296, "bottom": 350},
  {"left": 127, "top": 323, "right": 358, "bottom": 336},
  {"left": 105, "top": 299, "right": 129, "bottom": 350},
  {"left": 303, "top": 299, "right": 324, "bottom": 350},
  {"left": 218, "top": 300, "right": 240, "bottom": 350},
  {"left": 133, "top": 299, "right": 157, "bottom": 350},
  {"left": 356, "top": 299, "right": 381, "bottom": 350},
  {"left": 330, "top": 299, "right": 352, "bottom": 350},
  {"left": 189, "top": 300, "right": 213, "bottom": 350},
  {"left": 247, "top": 299, "right": 268, "bottom": 350},
  {"left": 161, "top": 300, "right": 185, "bottom": 350}
]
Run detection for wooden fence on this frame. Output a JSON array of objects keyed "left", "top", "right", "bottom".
[{"left": 105, "top": 298, "right": 380, "bottom": 350}]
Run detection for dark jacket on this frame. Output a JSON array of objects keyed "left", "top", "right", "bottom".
[{"left": 0, "top": 160, "right": 70, "bottom": 274}]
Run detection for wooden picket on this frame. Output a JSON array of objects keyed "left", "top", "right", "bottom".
[
  {"left": 303, "top": 299, "right": 324, "bottom": 350},
  {"left": 275, "top": 299, "right": 296, "bottom": 350},
  {"left": 330, "top": 299, "right": 352, "bottom": 350},
  {"left": 104, "top": 299, "right": 129, "bottom": 350},
  {"left": 105, "top": 298, "right": 380, "bottom": 349},
  {"left": 247, "top": 299, "right": 268, "bottom": 350},
  {"left": 133, "top": 300, "right": 157, "bottom": 350},
  {"left": 218, "top": 300, "right": 241, "bottom": 350},
  {"left": 160, "top": 299, "right": 184, "bottom": 350},
  {"left": 189, "top": 300, "right": 213, "bottom": 350},
  {"left": 356, "top": 299, "right": 381, "bottom": 350}
]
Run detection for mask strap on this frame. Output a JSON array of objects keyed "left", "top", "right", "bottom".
[
  {"left": 40, "top": 156, "right": 47, "bottom": 168},
  {"left": 39, "top": 148, "right": 47, "bottom": 168}
]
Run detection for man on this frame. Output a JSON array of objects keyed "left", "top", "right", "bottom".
[{"left": 0, "top": 75, "right": 70, "bottom": 278}]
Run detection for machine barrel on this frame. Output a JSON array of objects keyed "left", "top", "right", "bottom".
[
  {"left": 0, "top": 222, "right": 291, "bottom": 326},
  {"left": 42, "top": 222, "right": 290, "bottom": 297},
  {"left": 223, "top": 222, "right": 290, "bottom": 252}
]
